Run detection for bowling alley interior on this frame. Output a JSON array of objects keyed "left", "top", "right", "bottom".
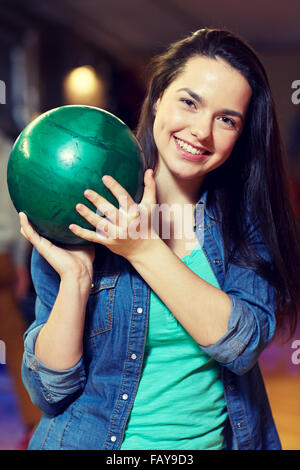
[{"left": 0, "top": 0, "right": 300, "bottom": 451}]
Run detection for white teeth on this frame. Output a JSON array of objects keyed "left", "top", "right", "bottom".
[{"left": 175, "top": 137, "right": 207, "bottom": 155}]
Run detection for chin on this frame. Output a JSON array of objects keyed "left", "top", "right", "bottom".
[{"left": 171, "top": 166, "right": 205, "bottom": 181}]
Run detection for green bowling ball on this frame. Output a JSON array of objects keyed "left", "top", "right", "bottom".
[{"left": 7, "top": 105, "right": 145, "bottom": 245}]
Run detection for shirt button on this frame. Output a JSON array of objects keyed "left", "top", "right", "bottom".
[
  {"left": 136, "top": 307, "right": 143, "bottom": 314},
  {"left": 237, "top": 422, "right": 242, "bottom": 429},
  {"left": 131, "top": 353, "right": 137, "bottom": 360},
  {"left": 91, "top": 283, "right": 95, "bottom": 289},
  {"left": 198, "top": 224, "right": 203, "bottom": 229},
  {"left": 213, "top": 259, "right": 220, "bottom": 265},
  {"left": 122, "top": 394, "right": 128, "bottom": 400},
  {"left": 110, "top": 435, "right": 117, "bottom": 442}
]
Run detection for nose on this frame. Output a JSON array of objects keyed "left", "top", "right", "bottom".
[{"left": 190, "top": 112, "right": 213, "bottom": 145}]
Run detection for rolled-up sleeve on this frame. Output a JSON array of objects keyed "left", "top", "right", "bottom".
[
  {"left": 199, "top": 254, "right": 276, "bottom": 375},
  {"left": 22, "top": 321, "right": 86, "bottom": 416}
]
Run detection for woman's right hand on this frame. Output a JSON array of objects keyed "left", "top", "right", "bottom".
[{"left": 19, "top": 212, "right": 95, "bottom": 285}]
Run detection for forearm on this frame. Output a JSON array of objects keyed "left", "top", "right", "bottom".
[
  {"left": 128, "top": 238, "right": 232, "bottom": 346},
  {"left": 34, "top": 274, "right": 90, "bottom": 370}
]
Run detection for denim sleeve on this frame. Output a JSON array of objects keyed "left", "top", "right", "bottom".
[
  {"left": 21, "top": 249, "right": 86, "bottom": 416},
  {"left": 22, "top": 321, "right": 86, "bottom": 416},
  {"left": 200, "top": 243, "right": 277, "bottom": 375}
]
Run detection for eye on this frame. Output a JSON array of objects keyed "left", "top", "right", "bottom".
[
  {"left": 218, "top": 116, "right": 237, "bottom": 129},
  {"left": 180, "top": 98, "right": 196, "bottom": 109}
]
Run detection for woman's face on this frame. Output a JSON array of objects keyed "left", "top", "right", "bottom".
[{"left": 153, "top": 55, "right": 252, "bottom": 183}]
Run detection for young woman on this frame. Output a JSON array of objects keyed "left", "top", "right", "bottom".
[{"left": 20, "top": 28, "right": 300, "bottom": 450}]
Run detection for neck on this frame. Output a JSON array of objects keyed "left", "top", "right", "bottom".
[
  {"left": 152, "top": 163, "right": 204, "bottom": 244},
  {"left": 154, "top": 164, "right": 204, "bottom": 207}
]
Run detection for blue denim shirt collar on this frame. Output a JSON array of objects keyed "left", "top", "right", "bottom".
[{"left": 194, "top": 189, "right": 220, "bottom": 228}]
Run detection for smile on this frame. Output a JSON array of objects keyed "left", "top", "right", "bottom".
[{"left": 174, "top": 137, "right": 210, "bottom": 155}]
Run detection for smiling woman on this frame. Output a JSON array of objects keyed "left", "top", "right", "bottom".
[
  {"left": 19, "top": 28, "right": 300, "bottom": 450},
  {"left": 152, "top": 55, "right": 251, "bottom": 184},
  {"left": 137, "top": 28, "right": 300, "bottom": 335}
]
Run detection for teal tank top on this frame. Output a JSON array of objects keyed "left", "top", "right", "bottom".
[{"left": 121, "top": 244, "right": 228, "bottom": 450}]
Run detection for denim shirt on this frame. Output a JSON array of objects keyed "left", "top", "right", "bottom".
[{"left": 22, "top": 191, "right": 281, "bottom": 450}]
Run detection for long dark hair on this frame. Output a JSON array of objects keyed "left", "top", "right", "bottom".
[{"left": 136, "top": 28, "right": 300, "bottom": 339}]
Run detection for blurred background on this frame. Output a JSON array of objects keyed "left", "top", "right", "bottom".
[{"left": 0, "top": 0, "right": 299, "bottom": 450}]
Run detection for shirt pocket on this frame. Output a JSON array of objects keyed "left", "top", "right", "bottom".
[{"left": 85, "top": 272, "right": 120, "bottom": 338}]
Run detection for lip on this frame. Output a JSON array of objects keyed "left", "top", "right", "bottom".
[{"left": 173, "top": 136, "right": 211, "bottom": 162}]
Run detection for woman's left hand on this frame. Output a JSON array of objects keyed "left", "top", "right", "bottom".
[{"left": 69, "top": 169, "right": 157, "bottom": 259}]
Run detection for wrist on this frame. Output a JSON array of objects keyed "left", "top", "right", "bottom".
[
  {"left": 60, "top": 270, "right": 92, "bottom": 295},
  {"left": 126, "top": 235, "right": 165, "bottom": 266}
]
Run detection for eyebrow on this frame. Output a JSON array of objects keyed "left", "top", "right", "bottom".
[{"left": 177, "top": 87, "right": 244, "bottom": 121}]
